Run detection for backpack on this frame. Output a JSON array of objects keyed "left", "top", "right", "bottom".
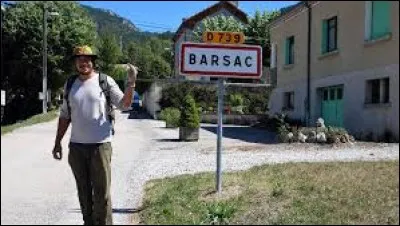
[{"left": 64, "top": 73, "right": 115, "bottom": 135}]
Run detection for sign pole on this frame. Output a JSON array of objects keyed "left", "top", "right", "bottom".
[
  {"left": 179, "top": 38, "right": 262, "bottom": 194},
  {"left": 216, "top": 78, "right": 225, "bottom": 193}
]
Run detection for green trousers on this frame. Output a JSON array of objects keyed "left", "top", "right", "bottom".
[{"left": 68, "top": 142, "right": 113, "bottom": 225}]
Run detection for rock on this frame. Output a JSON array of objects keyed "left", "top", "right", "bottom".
[
  {"left": 298, "top": 132, "right": 307, "bottom": 143},
  {"left": 349, "top": 135, "right": 355, "bottom": 142},
  {"left": 287, "top": 132, "right": 294, "bottom": 142},
  {"left": 306, "top": 131, "right": 317, "bottom": 143},
  {"left": 316, "top": 132, "right": 327, "bottom": 143},
  {"left": 340, "top": 135, "right": 347, "bottom": 143},
  {"left": 316, "top": 118, "right": 326, "bottom": 128}
]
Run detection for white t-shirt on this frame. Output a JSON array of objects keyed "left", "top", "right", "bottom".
[{"left": 60, "top": 73, "right": 125, "bottom": 144}]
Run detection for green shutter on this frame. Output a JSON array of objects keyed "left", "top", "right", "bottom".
[
  {"left": 321, "top": 20, "right": 327, "bottom": 54},
  {"left": 285, "top": 38, "right": 290, "bottom": 65},
  {"left": 371, "top": 1, "right": 390, "bottom": 39}
]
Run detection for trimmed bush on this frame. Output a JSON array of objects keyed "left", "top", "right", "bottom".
[
  {"left": 159, "top": 107, "right": 181, "bottom": 128},
  {"left": 159, "top": 84, "right": 271, "bottom": 115},
  {"left": 228, "top": 93, "right": 244, "bottom": 107},
  {"left": 180, "top": 95, "right": 200, "bottom": 128}
]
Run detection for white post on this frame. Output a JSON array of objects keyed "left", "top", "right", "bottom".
[
  {"left": 270, "top": 43, "right": 277, "bottom": 68},
  {"left": 216, "top": 78, "right": 225, "bottom": 194},
  {"left": 42, "top": 6, "right": 48, "bottom": 113}
]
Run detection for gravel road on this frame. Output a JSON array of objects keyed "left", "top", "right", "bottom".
[{"left": 1, "top": 111, "right": 398, "bottom": 225}]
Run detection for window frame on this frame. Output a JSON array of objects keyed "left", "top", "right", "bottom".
[
  {"left": 366, "top": 1, "right": 391, "bottom": 41},
  {"left": 365, "top": 77, "right": 390, "bottom": 105},
  {"left": 283, "top": 91, "right": 295, "bottom": 110},
  {"left": 288, "top": 36, "right": 294, "bottom": 65},
  {"left": 326, "top": 16, "right": 338, "bottom": 52},
  {"left": 285, "top": 36, "right": 295, "bottom": 65}
]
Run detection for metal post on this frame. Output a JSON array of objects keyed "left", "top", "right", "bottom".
[
  {"left": 216, "top": 78, "right": 225, "bottom": 193},
  {"left": 42, "top": 6, "right": 48, "bottom": 113}
]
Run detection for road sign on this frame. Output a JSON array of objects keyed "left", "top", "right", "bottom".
[
  {"left": 202, "top": 31, "right": 245, "bottom": 44},
  {"left": 180, "top": 42, "right": 262, "bottom": 79},
  {"left": 1, "top": 90, "right": 5, "bottom": 106}
]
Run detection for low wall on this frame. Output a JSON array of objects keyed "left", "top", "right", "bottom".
[{"left": 201, "top": 114, "right": 266, "bottom": 125}]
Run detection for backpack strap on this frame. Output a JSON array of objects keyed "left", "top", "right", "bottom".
[
  {"left": 64, "top": 75, "right": 78, "bottom": 122},
  {"left": 99, "top": 72, "right": 115, "bottom": 135}
]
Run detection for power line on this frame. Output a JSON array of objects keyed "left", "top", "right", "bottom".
[
  {"left": 134, "top": 23, "right": 175, "bottom": 31},
  {"left": 131, "top": 19, "right": 176, "bottom": 28},
  {"left": 178, "top": 32, "right": 270, "bottom": 42}
]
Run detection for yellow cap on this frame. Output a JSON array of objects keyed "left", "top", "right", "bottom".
[{"left": 72, "top": 45, "right": 97, "bottom": 58}]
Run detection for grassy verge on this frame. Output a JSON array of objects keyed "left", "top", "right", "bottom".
[
  {"left": 139, "top": 161, "right": 399, "bottom": 225},
  {"left": 1, "top": 110, "right": 59, "bottom": 135}
]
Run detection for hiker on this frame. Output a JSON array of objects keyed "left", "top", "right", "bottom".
[{"left": 51, "top": 45, "right": 137, "bottom": 225}]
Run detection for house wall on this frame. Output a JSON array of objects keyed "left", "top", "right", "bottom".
[{"left": 268, "top": 1, "right": 399, "bottom": 141}]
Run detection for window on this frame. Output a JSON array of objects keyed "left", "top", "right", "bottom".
[
  {"left": 337, "top": 88, "right": 343, "bottom": 100},
  {"left": 285, "top": 36, "right": 294, "bottom": 65},
  {"left": 322, "top": 16, "right": 337, "bottom": 53},
  {"left": 283, "top": 92, "right": 294, "bottom": 110},
  {"left": 330, "top": 89, "right": 335, "bottom": 100},
  {"left": 366, "top": 1, "right": 391, "bottom": 40},
  {"left": 323, "top": 90, "right": 328, "bottom": 101},
  {"left": 365, "top": 78, "right": 390, "bottom": 104}
]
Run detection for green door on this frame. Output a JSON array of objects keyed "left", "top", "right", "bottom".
[{"left": 321, "top": 86, "right": 344, "bottom": 127}]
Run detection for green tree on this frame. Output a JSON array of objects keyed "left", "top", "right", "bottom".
[
  {"left": 180, "top": 94, "right": 200, "bottom": 128},
  {"left": 124, "top": 39, "right": 172, "bottom": 79},
  {"left": 192, "top": 11, "right": 280, "bottom": 66},
  {"left": 97, "top": 31, "right": 122, "bottom": 75},
  {"left": 150, "top": 55, "right": 172, "bottom": 78},
  {"left": 193, "top": 15, "right": 245, "bottom": 41},
  {"left": 124, "top": 42, "right": 152, "bottom": 78},
  {"left": 244, "top": 10, "right": 280, "bottom": 66},
  {"left": 2, "top": 1, "right": 97, "bottom": 123}
]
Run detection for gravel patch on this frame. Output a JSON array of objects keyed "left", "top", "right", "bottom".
[{"left": 131, "top": 122, "right": 399, "bottom": 221}]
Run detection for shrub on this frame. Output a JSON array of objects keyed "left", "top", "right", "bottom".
[
  {"left": 180, "top": 95, "right": 200, "bottom": 128},
  {"left": 159, "top": 83, "right": 217, "bottom": 111},
  {"left": 228, "top": 93, "right": 244, "bottom": 107},
  {"left": 159, "top": 107, "right": 181, "bottom": 128}
]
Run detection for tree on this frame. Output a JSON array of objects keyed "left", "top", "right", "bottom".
[
  {"left": 97, "top": 31, "right": 122, "bottom": 75},
  {"left": 192, "top": 11, "right": 280, "bottom": 67},
  {"left": 244, "top": 10, "right": 280, "bottom": 66},
  {"left": 149, "top": 55, "right": 172, "bottom": 78},
  {"left": 2, "top": 1, "right": 97, "bottom": 123},
  {"left": 124, "top": 39, "right": 172, "bottom": 79},
  {"left": 180, "top": 94, "right": 200, "bottom": 128},
  {"left": 193, "top": 15, "right": 245, "bottom": 41}
]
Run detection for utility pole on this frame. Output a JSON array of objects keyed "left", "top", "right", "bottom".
[
  {"left": 41, "top": 4, "right": 58, "bottom": 114},
  {"left": 42, "top": 5, "right": 48, "bottom": 113}
]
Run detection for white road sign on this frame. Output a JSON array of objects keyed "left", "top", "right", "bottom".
[{"left": 180, "top": 42, "right": 262, "bottom": 79}]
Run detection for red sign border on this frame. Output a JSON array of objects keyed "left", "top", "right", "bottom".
[{"left": 180, "top": 42, "right": 262, "bottom": 79}]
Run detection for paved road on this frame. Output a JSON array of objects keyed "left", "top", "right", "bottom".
[
  {"left": 1, "top": 111, "right": 157, "bottom": 225},
  {"left": 2, "top": 110, "right": 399, "bottom": 225}
]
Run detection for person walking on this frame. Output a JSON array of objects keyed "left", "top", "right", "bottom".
[{"left": 52, "top": 45, "right": 137, "bottom": 225}]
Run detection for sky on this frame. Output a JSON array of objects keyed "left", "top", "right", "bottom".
[{"left": 79, "top": 1, "right": 299, "bottom": 33}]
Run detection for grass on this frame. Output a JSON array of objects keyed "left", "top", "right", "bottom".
[
  {"left": 1, "top": 110, "right": 59, "bottom": 135},
  {"left": 139, "top": 161, "right": 399, "bottom": 225}
]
